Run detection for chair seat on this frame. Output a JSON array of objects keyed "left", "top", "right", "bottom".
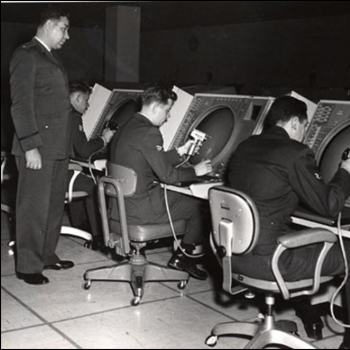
[
  {"left": 232, "top": 273, "right": 334, "bottom": 294},
  {"left": 114, "top": 219, "right": 187, "bottom": 242}
]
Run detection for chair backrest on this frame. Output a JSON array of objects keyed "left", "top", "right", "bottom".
[
  {"left": 209, "top": 186, "right": 260, "bottom": 256},
  {"left": 106, "top": 163, "right": 137, "bottom": 197},
  {"left": 97, "top": 163, "right": 138, "bottom": 255},
  {"left": 209, "top": 186, "right": 336, "bottom": 300}
]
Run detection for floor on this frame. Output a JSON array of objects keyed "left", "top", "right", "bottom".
[{"left": 1, "top": 211, "right": 346, "bottom": 349}]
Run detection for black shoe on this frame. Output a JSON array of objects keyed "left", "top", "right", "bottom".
[
  {"left": 168, "top": 251, "right": 207, "bottom": 280},
  {"left": 303, "top": 319, "right": 323, "bottom": 340},
  {"left": 296, "top": 312, "right": 324, "bottom": 340},
  {"left": 44, "top": 260, "right": 74, "bottom": 270},
  {"left": 295, "top": 303, "right": 324, "bottom": 340},
  {"left": 17, "top": 272, "right": 49, "bottom": 285}
]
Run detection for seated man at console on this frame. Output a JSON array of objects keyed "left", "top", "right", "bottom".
[
  {"left": 69, "top": 82, "right": 115, "bottom": 250},
  {"left": 109, "top": 85, "right": 213, "bottom": 280},
  {"left": 227, "top": 96, "right": 350, "bottom": 348}
]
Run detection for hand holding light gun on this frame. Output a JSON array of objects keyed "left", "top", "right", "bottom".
[{"left": 186, "top": 129, "right": 209, "bottom": 156}]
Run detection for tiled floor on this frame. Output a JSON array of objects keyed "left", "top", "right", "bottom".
[{"left": 1, "top": 211, "right": 345, "bottom": 349}]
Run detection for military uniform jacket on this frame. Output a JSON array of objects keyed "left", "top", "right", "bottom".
[
  {"left": 228, "top": 125, "right": 350, "bottom": 255},
  {"left": 70, "top": 109, "right": 104, "bottom": 160},
  {"left": 110, "top": 113, "right": 198, "bottom": 224},
  {"left": 10, "top": 38, "right": 71, "bottom": 159}
]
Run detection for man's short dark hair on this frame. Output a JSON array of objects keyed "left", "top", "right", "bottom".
[
  {"left": 263, "top": 96, "right": 307, "bottom": 130},
  {"left": 141, "top": 86, "right": 177, "bottom": 107},
  {"left": 38, "top": 5, "right": 70, "bottom": 27},
  {"left": 69, "top": 82, "right": 91, "bottom": 95}
]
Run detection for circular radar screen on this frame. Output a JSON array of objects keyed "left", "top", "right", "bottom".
[
  {"left": 319, "top": 125, "right": 350, "bottom": 183},
  {"left": 189, "top": 107, "right": 235, "bottom": 165},
  {"left": 108, "top": 99, "right": 139, "bottom": 130}
]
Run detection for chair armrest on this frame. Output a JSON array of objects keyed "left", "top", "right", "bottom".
[
  {"left": 68, "top": 163, "right": 83, "bottom": 172},
  {"left": 1, "top": 154, "right": 7, "bottom": 184},
  {"left": 272, "top": 228, "right": 337, "bottom": 300},
  {"left": 277, "top": 228, "right": 337, "bottom": 248},
  {"left": 1, "top": 152, "right": 12, "bottom": 184},
  {"left": 66, "top": 163, "right": 83, "bottom": 203}
]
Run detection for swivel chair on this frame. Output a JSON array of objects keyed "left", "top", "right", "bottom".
[
  {"left": 205, "top": 186, "right": 337, "bottom": 349},
  {"left": 83, "top": 163, "right": 189, "bottom": 306},
  {"left": 2, "top": 158, "right": 93, "bottom": 250}
]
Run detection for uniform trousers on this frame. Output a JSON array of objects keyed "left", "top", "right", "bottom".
[
  {"left": 153, "top": 189, "right": 210, "bottom": 245},
  {"left": 231, "top": 239, "right": 350, "bottom": 324},
  {"left": 15, "top": 156, "right": 69, "bottom": 274},
  {"left": 111, "top": 189, "right": 210, "bottom": 246}
]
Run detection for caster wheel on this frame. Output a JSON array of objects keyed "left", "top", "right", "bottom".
[
  {"left": 83, "top": 280, "right": 91, "bottom": 290},
  {"left": 8, "top": 240, "right": 16, "bottom": 247},
  {"left": 205, "top": 335, "right": 218, "bottom": 347},
  {"left": 178, "top": 280, "right": 187, "bottom": 290},
  {"left": 131, "top": 296, "right": 141, "bottom": 306}
]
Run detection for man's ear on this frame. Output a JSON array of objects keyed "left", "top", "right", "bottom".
[
  {"left": 75, "top": 92, "right": 82, "bottom": 104},
  {"left": 151, "top": 102, "right": 159, "bottom": 113},
  {"left": 291, "top": 116, "right": 299, "bottom": 130},
  {"left": 44, "top": 19, "right": 54, "bottom": 33}
]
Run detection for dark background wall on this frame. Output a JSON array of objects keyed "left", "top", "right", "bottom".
[
  {"left": 140, "top": 15, "right": 350, "bottom": 93},
  {"left": 1, "top": 3, "right": 350, "bottom": 150}
]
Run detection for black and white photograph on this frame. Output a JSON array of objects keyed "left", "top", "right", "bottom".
[{"left": 1, "top": 1, "right": 350, "bottom": 349}]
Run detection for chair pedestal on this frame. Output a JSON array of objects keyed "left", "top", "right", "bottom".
[
  {"left": 247, "top": 327, "right": 316, "bottom": 349},
  {"left": 83, "top": 254, "right": 189, "bottom": 305},
  {"left": 206, "top": 314, "right": 317, "bottom": 349}
]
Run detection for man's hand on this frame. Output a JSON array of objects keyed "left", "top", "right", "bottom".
[
  {"left": 25, "top": 148, "right": 42, "bottom": 170},
  {"left": 101, "top": 128, "right": 116, "bottom": 144},
  {"left": 194, "top": 159, "right": 213, "bottom": 176},
  {"left": 177, "top": 139, "right": 202, "bottom": 157},
  {"left": 340, "top": 159, "right": 350, "bottom": 175}
]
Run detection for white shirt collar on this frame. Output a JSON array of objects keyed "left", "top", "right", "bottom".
[{"left": 34, "top": 36, "right": 51, "bottom": 52}]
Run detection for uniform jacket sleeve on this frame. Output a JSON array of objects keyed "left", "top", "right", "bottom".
[
  {"left": 289, "top": 147, "right": 350, "bottom": 217},
  {"left": 139, "top": 127, "right": 196, "bottom": 184},
  {"left": 10, "top": 48, "right": 42, "bottom": 151},
  {"left": 71, "top": 112, "right": 104, "bottom": 160}
]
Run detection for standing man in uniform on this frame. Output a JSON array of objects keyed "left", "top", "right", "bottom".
[{"left": 10, "top": 6, "right": 73, "bottom": 285}]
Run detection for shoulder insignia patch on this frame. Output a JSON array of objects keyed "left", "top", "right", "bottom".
[
  {"left": 314, "top": 172, "right": 322, "bottom": 180},
  {"left": 22, "top": 42, "right": 35, "bottom": 49}
]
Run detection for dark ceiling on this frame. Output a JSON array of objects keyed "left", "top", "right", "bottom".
[{"left": 2, "top": 1, "right": 350, "bottom": 31}]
